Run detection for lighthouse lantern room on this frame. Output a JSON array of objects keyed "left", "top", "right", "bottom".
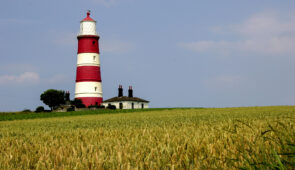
[{"left": 75, "top": 11, "right": 103, "bottom": 107}]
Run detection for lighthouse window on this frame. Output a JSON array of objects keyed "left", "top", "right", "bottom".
[
  {"left": 93, "top": 56, "right": 96, "bottom": 61},
  {"left": 92, "top": 41, "right": 96, "bottom": 44},
  {"left": 94, "top": 87, "right": 97, "bottom": 91}
]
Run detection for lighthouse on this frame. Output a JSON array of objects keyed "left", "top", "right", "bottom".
[{"left": 75, "top": 11, "right": 103, "bottom": 107}]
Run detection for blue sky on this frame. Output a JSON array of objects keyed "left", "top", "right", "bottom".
[{"left": 0, "top": 0, "right": 294, "bottom": 111}]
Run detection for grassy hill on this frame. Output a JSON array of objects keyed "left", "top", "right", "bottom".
[{"left": 0, "top": 106, "right": 294, "bottom": 169}]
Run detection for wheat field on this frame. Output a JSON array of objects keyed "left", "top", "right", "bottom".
[{"left": 0, "top": 106, "right": 294, "bottom": 169}]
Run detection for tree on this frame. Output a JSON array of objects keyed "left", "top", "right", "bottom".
[{"left": 40, "top": 89, "right": 65, "bottom": 110}]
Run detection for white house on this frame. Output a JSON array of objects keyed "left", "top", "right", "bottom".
[{"left": 102, "top": 85, "right": 149, "bottom": 109}]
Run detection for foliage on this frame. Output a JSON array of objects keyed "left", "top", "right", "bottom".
[
  {"left": 21, "top": 109, "right": 32, "bottom": 113},
  {"left": 88, "top": 104, "right": 105, "bottom": 109},
  {"left": 66, "top": 106, "right": 75, "bottom": 112},
  {"left": 0, "top": 106, "right": 294, "bottom": 169},
  {"left": 71, "top": 99, "right": 86, "bottom": 108},
  {"left": 40, "top": 89, "right": 65, "bottom": 110},
  {"left": 35, "top": 106, "right": 45, "bottom": 113}
]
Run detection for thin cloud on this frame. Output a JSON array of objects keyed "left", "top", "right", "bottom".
[
  {"left": 204, "top": 75, "right": 247, "bottom": 90},
  {"left": 179, "top": 11, "right": 295, "bottom": 57},
  {"left": 0, "top": 72, "right": 40, "bottom": 85},
  {"left": 47, "top": 74, "right": 68, "bottom": 84},
  {"left": 179, "top": 37, "right": 295, "bottom": 57},
  {"left": 0, "top": 64, "right": 38, "bottom": 74},
  {"left": 231, "top": 11, "right": 295, "bottom": 38}
]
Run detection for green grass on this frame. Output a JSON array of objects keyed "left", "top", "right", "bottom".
[{"left": 0, "top": 106, "right": 294, "bottom": 169}]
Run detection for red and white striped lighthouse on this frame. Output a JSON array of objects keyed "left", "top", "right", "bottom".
[{"left": 75, "top": 11, "right": 103, "bottom": 107}]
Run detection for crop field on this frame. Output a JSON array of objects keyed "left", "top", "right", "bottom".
[{"left": 0, "top": 106, "right": 294, "bottom": 169}]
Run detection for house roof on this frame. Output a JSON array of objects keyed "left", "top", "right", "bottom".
[{"left": 103, "top": 96, "right": 149, "bottom": 103}]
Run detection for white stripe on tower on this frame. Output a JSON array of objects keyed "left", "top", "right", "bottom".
[
  {"left": 74, "top": 11, "right": 103, "bottom": 107},
  {"left": 77, "top": 53, "right": 100, "bottom": 66}
]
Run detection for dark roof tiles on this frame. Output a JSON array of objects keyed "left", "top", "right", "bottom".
[{"left": 103, "top": 96, "right": 149, "bottom": 103}]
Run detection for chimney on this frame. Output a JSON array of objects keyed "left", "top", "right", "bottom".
[
  {"left": 128, "top": 86, "right": 133, "bottom": 97},
  {"left": 118, "top": 85, "right": 123, "bottom": 97}
]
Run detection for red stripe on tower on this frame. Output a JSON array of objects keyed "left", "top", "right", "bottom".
[
  {"left": 76, "top": 66, "right": 101, "bottom": 82},
  {"left": 77, "top": 36, "right": 100, "bottom": 53},
  {"left": 75, "top": 11, "right": 103, "bottom": 107},
  {"left": 76, "top": 97, "right": 103, "bottom": 107}
]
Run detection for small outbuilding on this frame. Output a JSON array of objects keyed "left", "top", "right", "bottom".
[{"left": 102, "top": 85, "right": 149, "bottom": 109}]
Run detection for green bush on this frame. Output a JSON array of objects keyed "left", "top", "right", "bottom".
[
  {"left": 35, "top": 106, "right": 45, "bottom": 113},
  {"left": 67, "top": 107, "right": 75, "bottom": 112},
  {"left": 22, "top": 109, "right": 32, "bottom": 113},
  {"left": 71, "top": 99, "right": 86, "bottom": 108},
  {"left": 88, "top": 105, "right": 105, "bottom": 109},
  {"left": 107, "top": 104, "right": 116, "bottom": 110}
]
